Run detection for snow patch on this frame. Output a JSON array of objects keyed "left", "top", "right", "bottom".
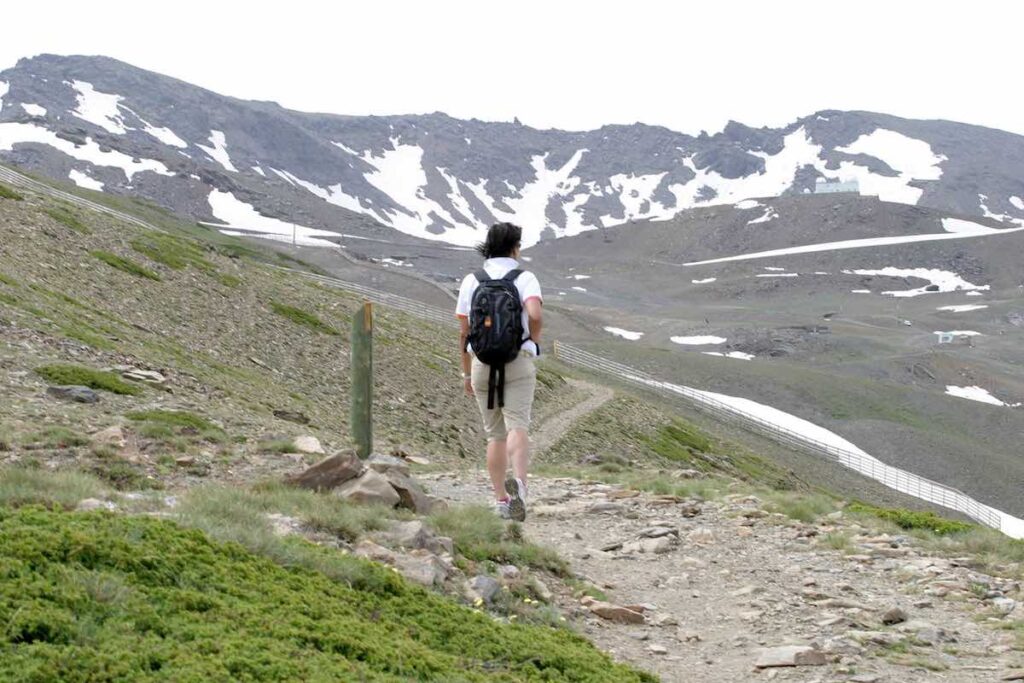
[
  {"left": 942, "top": 217, "right": 1003, "bottom": 234},
  {"left": 1011, "top": 196, "right": 1024, "bottom": 211},
  {"left": 252, "top": 166, "right": 266, "bottom": 177},
  {"left": 0, "top": 123, "right": 171, "bottom": 180},
  {"left": 691, "top": 277, "right": 717, "bottom": 284},
  {"left": 331, "top": 140, "right": 359, "bottom": 155},
  {"left": 139, "top": 120, "right": 187, "bottom": 148},
  {"left": 568, "top": 274, "right": 591, "bottom": 280},
  {"left": 70, "top": 81, "right": 127, "bottom": 134},
  {"left": 747, "top": 206, "right": 778, "bottom": 225},
  {"left": 207, "top": 190, "right": 340, "bottom": 248},
  {"left": 671, "top": 335, "right": 726, "bottom": 345},
  {"left": 835, "top": 129, "right": 945, "bottom": 204},
  {"left": 68, "top": 169, "right": 103, "bottom": 191},
  {"left": 734, "top": 199, "right": 761, "bottom": 210},
  {"left": 934, "top": 330, "right": 982, "bottom": 337},
  {"left": 20, "top": 103, "right": 46, "bottom": 117},
  {"left": 197, "top": 130, "right": 238, "bottom": 172},
  {"left": 945, "top": 386, "right": 1019, "bottom": 407},
  {"left": 684, "top": 224, "right": 1024, "bottom": 266},
  {"left": 851, "top": 289, "right": 871, "bottom": 294},
  {"left": 604, "top": 327, "right": 644, "bottom": 341},
  {"left": 966, "top": 291, "right": 984, "bottom": 297},
  {"left": 937, "top": 304, "right": 988, "bottom": 312},
  {"left": 847, "top": 267, "right": 988, "bottom": 297},
  {"left": 703, "top": 351, "right": 755, "bottom": 361},
  {"left": 757, "top": 273, "right": 798, "bottom": 278},
  {"left": 571, "top": 286, "right": 588, "bottom": 292},
  {"left": 763, "top": 267, "right": 786, "bottom": 272},
  {"left": 379, "top": 257, "right": 412, "bottom": 267}
]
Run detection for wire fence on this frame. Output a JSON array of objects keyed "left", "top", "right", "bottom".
[
  {"left": 553, "top": 341, "right": 1004, "bottom": 532},
  {"left": 5, "top": 162, "right": 1008, "bottom": 533}
]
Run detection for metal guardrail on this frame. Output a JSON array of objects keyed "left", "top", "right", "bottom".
[
  {"left": 553, "top": 341, "right": 1004, "bottom": 532},
  {"left": 4, "top": 162, "right": 1007, "bottom": 532}
]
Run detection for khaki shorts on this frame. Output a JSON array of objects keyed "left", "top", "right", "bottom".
[{"left": 471, "top": 352, "right": 537, "bottom": 442}]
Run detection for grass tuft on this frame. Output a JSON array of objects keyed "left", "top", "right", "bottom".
[
  {"left": 44, "top": 206, "right": 90, "bottom": 234},
  {"left": 269, "top": 300, "right": 339, "bottom": 335},
  {"left": 429, "top": 505, "right": 569, "bottom": 576},
  {"left": 27, "top": 426, "right": 89, "bottom": 449},
  {"left": 34, "top": 364, "right": 142, "bottom": 396},
  {"left": 0, "top": 467, "right": 107, "bottom": 508},
  {"left": 90, "top": 250, "right": 162, "bottom": 281},
  {"left": 0, "top": 182, "right": 24, "bottom": 200},
  {"left": 847, "top": 503, "right": 973, "bottom": 536}
]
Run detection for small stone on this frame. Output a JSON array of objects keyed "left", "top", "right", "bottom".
[
  {"left": 687, "top": 528, "right": 715, "bottom": 545},
  {"left": 336, "top": 469, "right": 401, "bottom": 507},
  {"left": 754, "top": 646, "right": 826, "bottom": 668},
  {"left": 638, "top": 526, "right": 678, "bottom": 539},
  {"left": 640, "top": 537, "right": 675, "bottom": 554},
  {"left": 627, "top": 630, "right": 649, "bottom": 641},
  {"left": 677, "top": 630, "right": 702, "bottom": 643},
  {"left": 1001, "top": 671, "right": 1024, "bottom": 681},
  {"left": 47, "top": 385, "right": 98, "bottom": 403},
  {"left": 648, "top": 644, "right": 668, "bottom": 655},
  {"left": 469, "top": 575, "right": 501, "bottom": 603},
  {"left": 819, "top": 637, "right": 863, "bottom": 656},
  {"left": 532, "top": 577, "right": 553, "bottom": 602},
  {"left": 77, "top": 498, "right": 117, "bottom": 512},
  {"left": 731, "top": 585, "right": 764, "bottom": 598},
  {"left": 849, "top": 675, "right": 881, "bottom": 683},
  {"left": 292, "top": 436, "right": 325, "bottom": 455},
  {"left": 273, "top": 409, "right": 310, "bottom": 425},
  {"left": 587, "top": 502, "right": 625, "bottom": 514},
  {"left": 587, "top": 601, "right": 646, "bottom": 624},
  {"left": 395, "top": 550, "right": 449, "bottom": 587},
  {"left": 881, "top": 605, "right": 907, "bottom": 625},
  {"left": 91, "top": 425, "right": 126, "bottom": 449},
  {"left": 651, "top": 613, "right": 678, "bottom": 626},
  {"left": 498, "top": 565, "right": 521, "bottom": 581},
  {"left": 992, "top": 597, "right": 1017, "bottom": 615},
  {"left": 174, "top": 456, "right": 195, "bottom": 467},
  {"left": 383, "top": 470, "right": 434, "bottom": 513}
]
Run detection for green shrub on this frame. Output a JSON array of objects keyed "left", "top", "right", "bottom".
[
  {"left": 847, "top": 502, "right": 973, "bottom": 536},
  {"left": 128, "top": 409, "right": 226, "bottom": 444},
  {"left": 91, "top": 459, "right": 160, "bottom": 491},
  {"left": 34, "top": 364, "right": 142, "bottom": 396},
  {"left": 0, "top": 507, "right": 651, "bottom": 681},
  {"left": 90, "top": 251, "right": 162, "bottom": 281},
  {"left": 0, "top": 272, "right": 18, "bottom": 287},
  {"left": 0, "top": 183, "right": 23, "bottom": 200},
  {"left": 44, "top": 206, "right": 90, "bottom": 234},
  {"left": 269, "top": 300, "right": 339, "bottom": 335}
]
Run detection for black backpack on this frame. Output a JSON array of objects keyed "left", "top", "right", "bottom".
[{"left": 467, "top": 269, "right": 526, "bottom": 410}]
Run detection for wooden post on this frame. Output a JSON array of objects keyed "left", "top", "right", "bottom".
[{"left": 350, "top": 301, "right": 373, "bottom": 458}]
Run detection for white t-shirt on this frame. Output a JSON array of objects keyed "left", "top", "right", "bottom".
[{"left": 456, "top": 257, "right": 543, "bottom": 356}]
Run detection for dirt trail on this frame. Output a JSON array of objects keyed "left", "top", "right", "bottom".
[
  {"left": 423, "top": 472, "right": 1023, "bottom": 682},
  {"left": 530, "top": 378, "right": 613, "bottom": 456},
  {"left": 423, "top": 385, "right": 1023, "bottom": 682}
]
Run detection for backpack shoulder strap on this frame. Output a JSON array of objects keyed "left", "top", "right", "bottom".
[
  {"left": 474, "top": 269, "right": 491, "bottom": 284},
  {"left": 500, "top": 268, "right": 523, "bottom": 283}
]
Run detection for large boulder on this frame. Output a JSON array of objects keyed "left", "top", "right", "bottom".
[
  {"left": 336, "top": 469, "right": 401, "bottom": 507},
  {"left": 286, "top": 451, "right": 364, "bottom": 492}
]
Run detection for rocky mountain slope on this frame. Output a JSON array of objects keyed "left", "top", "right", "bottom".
[{"left": 2, "top": 54, "right": 1024, "bottom": 250}]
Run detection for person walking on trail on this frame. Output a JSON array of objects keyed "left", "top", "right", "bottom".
[{"left": 456, "top": 222, "right": 543, "bottom": 522}]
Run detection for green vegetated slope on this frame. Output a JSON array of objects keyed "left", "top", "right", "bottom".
[{"left": 0, "top": 506, "right": 650, "bottom": 682}]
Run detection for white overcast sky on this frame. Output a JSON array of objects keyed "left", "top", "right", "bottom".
[{"left": 4, "top": 1, "right": 1023, "bottom": 135}]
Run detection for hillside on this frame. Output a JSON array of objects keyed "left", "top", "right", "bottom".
[
  {"left": 2, "top": 169, "right": 1024, "bottom": 681},
  {"left": 2, "top": 54, "right": 1024, "bottom": 252}
]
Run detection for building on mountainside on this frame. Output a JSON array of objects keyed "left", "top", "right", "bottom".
[{"left": 813, "top": 178, "right": 860, "bottom": 194}]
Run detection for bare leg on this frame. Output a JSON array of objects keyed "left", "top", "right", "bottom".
[
  {"left": 486, "top": 439, "right": 508, "bottom": 500},
  {"left": 506, "top": 428, "right": 530, "bottom": 486}
]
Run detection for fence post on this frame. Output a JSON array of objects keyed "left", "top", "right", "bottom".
[{"left": 350, "top": 302, "right": 373, "bottom": 458}]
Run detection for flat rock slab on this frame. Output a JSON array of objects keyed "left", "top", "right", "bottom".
[
  {"left": 754, "top": 646, "right": 826, "bottom": 668},
  {"left": 337, "top": 469, "right": 401, "bottom": 507},
  {"left": 286, "top": 452, "right": 364, "bottom": 491},
  {"left": 47, "top": 385, "right": 98, "bottom": 403}
]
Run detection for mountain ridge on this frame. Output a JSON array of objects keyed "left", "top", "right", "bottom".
[{"left": 2, "top": 54, "right": 1023, "bottom": 250}]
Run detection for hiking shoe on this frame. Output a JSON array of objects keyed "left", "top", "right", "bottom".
[
  {"left": 504, "top": 477, "right": 527, "bottom": 522},
  {"left": 494, "top": 498, "right": 512, "bottom": 520}
]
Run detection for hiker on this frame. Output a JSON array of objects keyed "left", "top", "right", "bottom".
[{"left": 456, "top": 222, "right": 543, "bottom": 521}]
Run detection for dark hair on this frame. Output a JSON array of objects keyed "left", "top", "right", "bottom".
[{"left": 476, "top": 222, "right": 522, "bottom": 259}]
